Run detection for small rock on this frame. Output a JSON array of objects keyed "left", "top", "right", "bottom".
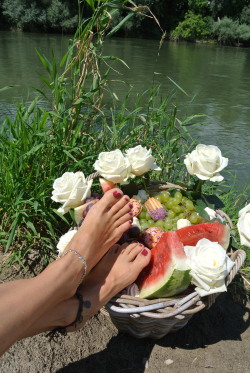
[{"left": 165, "top": 359, "right": 174, "bottom": 366}]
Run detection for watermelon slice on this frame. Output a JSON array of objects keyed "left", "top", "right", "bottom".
[
  {"left": 176, "top": 221, "right": 230, "bottom": 249},
  {"left": 137, "top": 231, "right": 191, "bottom": 299},
  {"left": 99, "top": 178, "right": 115, "bottom": 193}
]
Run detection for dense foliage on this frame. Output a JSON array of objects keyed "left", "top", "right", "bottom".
[{"left": 1, "top": 0, "right": 250, "bottom": 45}]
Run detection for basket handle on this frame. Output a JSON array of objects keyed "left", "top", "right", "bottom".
[
  {"left": 225, "top": 249, "right": 246, "bottom": 286},
  {"left": 86, "top": 172, "right": 100, "bottom": 181}
]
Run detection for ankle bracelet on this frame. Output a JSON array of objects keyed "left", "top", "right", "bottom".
[
  {"left": 46, "top": 289, "right": 84, "bottom": 341},
  {"left": 58, "top": 249, "right": 87, "bottom": 285}
]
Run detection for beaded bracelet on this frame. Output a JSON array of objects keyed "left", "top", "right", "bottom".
[{"left": 58, "top": 249, "right": 88, "bottom": 285}]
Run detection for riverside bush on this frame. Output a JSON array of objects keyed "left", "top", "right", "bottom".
[
  {"left": 212, "top": 17, "right": 250, "bottom": 45},
  {"left": 171, "top": 11, "right": 211, "bottom": 41}
]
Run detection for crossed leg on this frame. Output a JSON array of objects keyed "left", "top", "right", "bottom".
[
  {"left": 23, "top": 242, "right": 151, "bottom": 337},
  {"left": 0, "top": 188, "right": 133, "bottom": 354}
]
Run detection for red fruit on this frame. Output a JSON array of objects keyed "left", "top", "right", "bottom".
[
  {"left": 99, "top": 178, "right": 115, "bottom": 193},
  {"left": 176, "top": 221, "right": 230, "bottom": 249}
]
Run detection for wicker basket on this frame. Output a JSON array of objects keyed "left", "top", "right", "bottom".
[
  {"left": 101, "top": 249, "right": 246, "bottom": 339},
  {"left": 86, "top": 174, "right": 246, "bottom": 339}
]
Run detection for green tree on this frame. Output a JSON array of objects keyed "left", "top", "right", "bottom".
[
  {"left": 171, "top": 11, "right": 211, "bottom": 41},
  {"left": 210, "top": 0, "right": 250, "bottom": 20},
  {"left": 240, "top": 5, "right": 250, "bottom": 24},
  {"left": 212, "top": 17, "right": 239, "bottom": 44},
  {"left": 188, "top": 0, "right": 209, "bottom": 16},
  {"left": 1, "top": 0, "right": 78, "bottom": 31}
]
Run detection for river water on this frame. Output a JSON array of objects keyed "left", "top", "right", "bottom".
[{"left": 0, "top": 32, "right": 249, "bottom": 189}]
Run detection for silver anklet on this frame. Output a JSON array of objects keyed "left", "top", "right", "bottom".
[{"left": 58, "top": 249, "right": 87, "bottom": 285}]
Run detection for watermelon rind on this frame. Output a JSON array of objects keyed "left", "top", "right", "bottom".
[
  {"left": 139, "top": 267, "right": 191, "bottom": 299},
  {"left": 138, "top": 231, "right": 191, "bottom": 299}
]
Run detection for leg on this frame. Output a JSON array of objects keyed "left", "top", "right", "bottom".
[
  {"left": 0, "top": 188, "right": 132, "bottom": 355},
  {"left": 23, "top": 242, "right": 151, "bottom": 337}
]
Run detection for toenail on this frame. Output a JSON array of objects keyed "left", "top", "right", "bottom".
[
  {"left": 129, "top": 211, "right": 133, "bottom": 216},
  {"left": 139, "top": 243, "right": 143, "bottom": 247},
  {"left": 125, "top": 197, "right": 130, "bottom": 202},
  {"left": 141, "top": 248, "right": 148, "bottom": 256},
  {"left": 113, "top": 191, "right": 122, "bottom": 198},
  {"left": 129, "top": 203, "right": 133, "bottom": 208},
  {"left": 129, "top": 219, "right": 133, "bottom": 224}
]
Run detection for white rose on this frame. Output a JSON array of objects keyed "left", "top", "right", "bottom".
[
  {"left": 184, "top": 144, "right": 228, "bottom": 182},
  {"left": 184, "top": 238, "right": 235, "bottom": 297},
  {"left": 204, "top": 207, "right": 224, "bottom": 223},
  {"left": 237, "top": 203, "right": 250, "bottom": 247},
  {"left": 52, "top": 171, "right": 92, "bottom": 214},
  {"left": 125, "top": 145, "right": 161, "bottom": 176},
  {"left": 132, "top": 189, "right": 148, "bottom": 203},
  {"left": 94, "top": 149, "right": 131, "bottom": 183},
  {"left": 57, "top": 229, "right": 78, "bottom": 256}
]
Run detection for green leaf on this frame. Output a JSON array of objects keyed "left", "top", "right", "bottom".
[
  {"left": 0, "top": 85, "right": 16, "bottom": 93},
  {"left": 5, "top": 215, "right": 20, "bottom": 254},
  {"left": 106, "top": 13, "right": 135, "bottom": 38},
  {"left": 194, "top": 199, "right": 211, "bottom": 220},
  {"left": 63, "top": 150, "right": 78, "bottom": 162},
  {"left": 85, "top": 0, "right": 95, "bottom": 11},
  {"left": 167, "top": 77, "right": 190, "bottom": 96},
  {"left": 201, "top": 194, "right": 224, "bottom": 209},
  {"left": 26, "top": 221, "right": 38, "bottom": 236},
  {"left": 102, "top": 55, "right": 130, "bottom": 69}
]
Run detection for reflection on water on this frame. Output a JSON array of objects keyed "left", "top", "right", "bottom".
[{"left": 0, "top": 32, "right": 249, "bottom": 190}]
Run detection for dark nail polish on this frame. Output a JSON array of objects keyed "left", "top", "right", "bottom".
[
  {"left": 129, "top": 203, "right": 133, "bottom": 208},
  {"left": 113, "top": 191, "right": 122, "bottom": 198},
  {"left": 141, "top": 248, "right": 148, "bottom": 256},
  {"left": 125, "top": 197, "right": 130, "bottom": 202}
]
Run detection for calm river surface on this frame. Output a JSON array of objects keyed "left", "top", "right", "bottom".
[{"left": 0, "top": 31, "right": 249, "bottom": 189}]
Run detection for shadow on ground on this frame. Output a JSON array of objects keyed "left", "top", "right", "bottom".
[{"left": 56, "top": 291, "right": 250, "bottom": 373}]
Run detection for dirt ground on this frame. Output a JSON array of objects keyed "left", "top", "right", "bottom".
[{"left": 0, "top": 266, "right": 249, "bottom": 373}]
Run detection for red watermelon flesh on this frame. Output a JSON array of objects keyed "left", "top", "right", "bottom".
[
  {"left": 176, "top": 221, "right": 230, "bottom": 249},
  {"left": 137, "top": 231, "right": 191, "bottom": 299}
]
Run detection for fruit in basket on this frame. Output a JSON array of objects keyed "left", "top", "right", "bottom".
[
  {"left": 144, "top": 197, "right": 167, "bottom": 221},
  {"left": 176, "top": 221, "right": 230, "bottom": 249},
  {"left": 142, "top": 227, "right": 164, "bottom": 249},
  {"left": 129, "top": 198, "right": 142, "bottom": 217},
  {"left": 99, "top": 178, "right": 115, "bottom": 193},
  {"left": 137, "top": 190, "right": 204, "bottom": 231},
  {"left": 74, "top": 199, "right": 99, "bottom": 224},
  {"left": 137, "top": 231, "right": 191, "bottom": 299}
]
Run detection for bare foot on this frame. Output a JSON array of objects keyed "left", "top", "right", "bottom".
[
  {"left": 24, "top": 242, "right": 151, "bottom": 337},
  {"left": 66, "top": 188, "right": 132, "bottom": 272}
]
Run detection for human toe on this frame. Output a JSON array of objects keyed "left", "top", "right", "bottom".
[
  {"left": 109, "top": 195, "right": 131, "bottom": 217},
  {"left": 97, "top": 188, "right": 124, "bottom": 212},
  {"left": 132, "top": 246, "right": 151, "bottom": 270}
]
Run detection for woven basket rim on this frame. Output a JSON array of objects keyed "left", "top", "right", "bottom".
[{"left": 105, "top": 249, "right": 246, "bottom": 317}]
